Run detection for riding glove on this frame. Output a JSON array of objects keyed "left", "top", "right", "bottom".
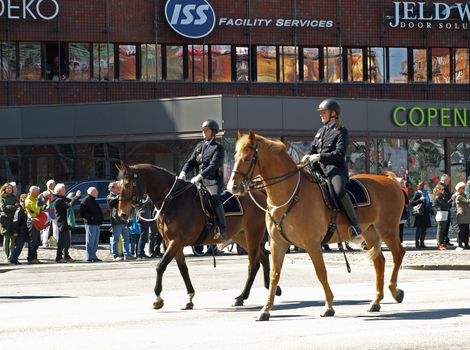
[
  {"left": 178, "top": 171, "right": 186, "bottom": 180},
  {"left": 190, "top": 174, "right": 203, "bottom": 184},
  {"left": 302, "top": 154, "right": 321, "bottom": 163}
]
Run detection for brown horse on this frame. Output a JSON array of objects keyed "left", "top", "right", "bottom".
[
  {"left": 227, "top": 131, "right": 406, "bottom": 321},
  {"left": 117, "top": 163, "right": 281, "bottom": 310}
]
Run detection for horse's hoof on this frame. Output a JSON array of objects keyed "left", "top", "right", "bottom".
[
  {"left": 275, "top": 286, "right": 282, "bottom": 297},
  {"left": 394, "top": 289, "right": 404, "bottom": 303},
  {"left": 153, "top": 300, "right": 164, "bottom": 310},
  {"left": 368, "top": 303, "right": 381, "bottom": 312},
  {"left": 320, "top": 308, "right": 335, "bottom": 317},
  {"left": 181, "top": 302, "right": 194, "bottom": 310},
  {"left": 233, "top": 299, "right": 244, "bottom": 307},
  {"left": 256, "top": 311, "right": 270, "bottom": 321}
]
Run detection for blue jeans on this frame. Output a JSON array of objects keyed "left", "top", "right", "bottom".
[
  {"left": 11, "top": 234, "right": 27, "bottom": 262},
  {"left": 138, "top": 221, "right": 150, "bottom": 257},
  {"left": 85, "top": 224, "right": 100, "bottom": 260},
  {"left": 130, "top": 234, "right": 139, "bottom": 256},
  {"left": 111, "top": 224, "right": 130, "bottom": 257}
]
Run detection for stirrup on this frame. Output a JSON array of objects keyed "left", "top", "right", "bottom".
[
  {"left": 351, "top": 224, "right": 362, "bottom": 237},
  {"left": 213, "top": 227, "right": 226, "bottom": 240}
]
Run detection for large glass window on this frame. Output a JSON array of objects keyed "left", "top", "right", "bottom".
[
  {"left": 370, "top": 139, "right": 408, "bottom": 177},
  {"left": 119, "top": 45, "right": 137, "bottom": 80},
  {"left": 256, "top": 46, "right": 277, "bottom": 82},
  {"left": 388, "top": 48, "right": 408, "bottom": 83},
  {"left": 303, "top": 47, "right": 319, "bottom": 81},
  {"left": 279, "top": 46, "right": 298, "bottom": 82},
  {"left": 408, "top": 139, "right": 445, "bottom": 188},
  {"left": 347, "top": 141, "right": 367, "bottom": 175},
  {"left": 166, "top": 45, "right": 184, "bottom": 81},
  {"left": 45, "top": 43, "right": 66, "bottom": 81},
  {"left": 0, "top": 42, "right": 16, "bottom": 80},
  {"left": 449, "top": 142, "right": 470, "bottom": 187},
  {"left": 93, "top": 44, "right": 114, "bottom": 81},
  {"left": 211, "top": 45, "right": 231, "bottom": 82},
  {"left": 141, "top": 44, "right": 161, "bottom": 81},
  {"left": 368, "top": 47, "right": 384, "bottom": 83},
  {"left": 324, "top": 47, "right": 342, "bottom": 83},
  {"left": 431, "top": 48, "right": 450, "bottom": 83},
  {"left": 347, "top": 48, "right": 364, "bottom": 82},
  {"left": 68, "top": 43, "right": 90, "bottom": 81},
  {"left": 454, "top": 48, "right": 469, "bottom": 84},
  {"left": 188, "top": 44, "right": 208, "bottom": 82},
  {"left": 19, "top": 42, "right": 41, "bottom": 80},
  {"left": 236, "top": 46, "right": 249, "bottom": 81},
  {"left": 413, "top": 48, "right": 427, "bottom": 82}
]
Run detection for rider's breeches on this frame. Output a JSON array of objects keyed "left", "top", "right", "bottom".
[
  {"left": 206, "top": 185, "right": 222, "bottom": 208},
  {"left": 330, "top": 174, "right": 347, "bottom": 199},
  {"left": 331, "top": 174, "right": 358, "bottom": 226}
]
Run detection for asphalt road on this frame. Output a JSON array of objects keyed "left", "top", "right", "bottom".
[{"left": 1, "top": 250, "right": 469, "bottom": 350}]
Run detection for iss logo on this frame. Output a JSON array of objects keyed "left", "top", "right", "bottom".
[{"left": 165, "top": 0, "right": 216, "bottom": 39}]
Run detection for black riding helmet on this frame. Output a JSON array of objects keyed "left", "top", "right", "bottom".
[
  {"left": 202, "top": 119, "right": 219, "bottom": 134},
  {"left": 317, "top": 99, "right": 341, "bottom": 116}
]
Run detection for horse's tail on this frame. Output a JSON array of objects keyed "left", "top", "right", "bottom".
[
  {"left": 383, "top": 170, "right": 398, "bottom": 181},
  {"left": 367, "top": 239, "right": 383, "bottom": 261}
]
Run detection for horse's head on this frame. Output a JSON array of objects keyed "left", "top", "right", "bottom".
[
  {"left": 227, "top": 130, "right": 261, "bottom": 195},
  {"left": 117, "top": 162, "right": 145, "bottom": 219}
]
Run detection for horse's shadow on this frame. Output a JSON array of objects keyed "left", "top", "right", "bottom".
[
  {"left": 0, "top": 295, "right": 76, "bottom": 301},
  {"left": 360, "top": 308, "right": 470, "bottom": 321}
]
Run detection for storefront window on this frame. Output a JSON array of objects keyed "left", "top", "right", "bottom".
[
  {"left": 449, "top": 142, "right": 470, "bottom": 187},
  {"left": 454, "top": 48, "right": 469, "bottom": 84},
  {"left": 19, "top": 42, "right": 41, "bottom": 80},
  {"left": 388, "top": 48, "right": 408, "bottom": 83},
  {"left": 324, "top": 47, "right": 342, "bottom": 83},
  {"left": 347, "top": 141, "right": 367, "bottom": 175},
  {"left": 431, "top": 48, "right": 450, "bottom": 83},
  {"left": 118, "top": 45, "right": 137, "bottom": 80},
  {"left": 236, "top": 46, "right": 249, "bottom": 81},
  {"left": 0, "top": 42, "right": 16, "bottom": 80},
  {"left": 93, "top": 44, "right": 114, "bottom": 81},
  {"left": 68, "top": 43, "right": 90, "bottom": 81},
  {"left": 211, "top": 45, "right": 231, "bottom": 82},
  {"left": 92, "top": 143, "right": 121, "bottom": 179},
  {"left": 347, "top": 48, "right": 364, "bottom": 82},
  {"left": 256, "top": 46, "right": 277, "bottom": 82},
  {"left": 303, "top": 47, "right": 319, "bottom": 81},
  {"left": 286, "top": 140, "right": 311, "bottom": 163},
  {"left": 370, "top": 139, "right": 408, "bottom": 177},
  {"left": 141, "top": 44, "right": 161, "bottom": 81},
  {"left": 279, "top": 46, "right": 298, "bottom": 83},
  {"left": 368, "top": 47, "right": 384, "bottom": 83},
  {"left": 188, "top": 45, "right": 208, "bottom": 82},
  {"left": 408, "top": 139, "right": 444, "bottom": 188},
  {"left": 166, "top": 45, "right": 184, "bottom": 81},
  {"left": 413, "top": 49, "right": 427, "bottom": 82}
]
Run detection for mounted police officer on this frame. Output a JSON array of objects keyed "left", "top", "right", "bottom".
[
  {"left": 302, "top": 99, "right": 362, "bottom": 240},
  {"left": 178, "top": 120, "right": 227, "bottom": 240}
]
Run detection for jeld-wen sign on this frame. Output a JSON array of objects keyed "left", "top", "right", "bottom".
[{"left": 0, "top": 0, "right": 60, "bottom": 20}]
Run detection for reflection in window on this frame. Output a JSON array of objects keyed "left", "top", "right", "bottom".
[
  {"left": 449, "top": 142, "right": 470, "bottom": 187},
  {"left": 188, "top": 45, "right": 208, "bottom": 82},
  {"left": 431, "top": 48, "right": 450, "bottom": 83},
  {"left": 454, "top": 48, "right": 469, "bottom": 84},
  {"left": 324, "top": 47, "right": 342, "bottom": 83},
  {"left": 408, "top": 139, "right": 444, "bottom": 187},
  {"left": 347, "top": 48, "right": 364, "bottom": 81},
  {"left": 141, "top": 44, "right": 161, "bottom": 81},
  {"left": 119, "top": 45, "right": 136, "bottom": 80},
  {"left": 413, "top": 49, "right": 427, "bottom": 82},
  {"left": 388, "top": 48, "right": 408, "bottom": 83},
  {"left": 256, "top": 46, "right": 277, "bottom": 82},
  {"left": 93, "top": 44, "right": 114, "bottom": 81},
  {"left": 368, "top": 48, "right": 384, "bottom": 83},
  {"left": 68, "top": 43, "right": 90, "bottom": 81},
  {"left": 0, "top": 42, "right": 16, "bottom": 80},
  {"left": 19, "top": 42, "right": 41, "bottom": 80},
  {"left": 236, "top": 46, "right": 249, "bottom": 81},
  {"left": 303, "top": 48, "right": 319, "bottom": 81},
  {"left": 370, "top": 139, "right": 408, "bottom": 176},
  {"left": 286, "top": 140, "right": 312, "bottom": 163},
  {"left": 279, "top": 46, "right": 298, "bottom": 82},
  {"left": 211, "top": 45, "right": 231, "bottom": 82},
  {"left": 166, "top": 45, "right": 184, "bottom": 81},
  {"left": 92, "top": 143, "right": 120, "bottom": 179},
  {"left": 347, "top": 141, "right": 366, "bottom": 175}
]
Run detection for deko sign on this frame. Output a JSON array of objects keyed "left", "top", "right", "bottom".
[{"left": 0, "top": 0, "right": 60, "bottom": 20}]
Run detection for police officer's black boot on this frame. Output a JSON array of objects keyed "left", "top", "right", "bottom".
[
  {"left": 213, "top": 204, "right": 227, "bottom": 240},
  {"left": 338, "top": 195, "right": 362, "bottom": 240}
]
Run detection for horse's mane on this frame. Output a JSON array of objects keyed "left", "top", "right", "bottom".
[{"left": 236, "top": 134, "right": 287, "bottom": 155}]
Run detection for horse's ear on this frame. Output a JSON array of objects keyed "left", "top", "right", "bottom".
[
  {"left": 115, "top": 163, "right": 122, "bottom": 172},
  {"left": 237, "top": 130, "right": 242, "bottom": 140},
  {"left": 248, "top": 130, "right": 256, "bottom": 145}
]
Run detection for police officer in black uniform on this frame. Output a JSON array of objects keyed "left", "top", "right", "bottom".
[
  {"left": 179, "top": 120, "right": 227, "bottom": 240},
  {"left": 302, "top": 99, "right": 362, "bottom": 240}
]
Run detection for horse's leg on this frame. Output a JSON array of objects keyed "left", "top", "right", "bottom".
[
  {"left": 257, "top": 238, "right": 288, "bottom": 321},
  {"left": 306, "top": 244, "right": 335, "bottom": 317},
  {"left": 174, "top": 250, "right": 196, "bottom": 310},
  {"left": 259, "top": 243, "right": 282, "bottom": 296},
  {"left": 380, "top": 226, "right": 406, "bottom": 304},
  {"left": 364, "top": 229, "right": 385, "bottom": 312},
  {"left": 153, "top": 240, "right": 180, "bottom": 310}
]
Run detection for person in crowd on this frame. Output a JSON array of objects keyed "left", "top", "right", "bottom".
[
  {"left": 149, "top": 220, "right": 163, "bottom": 258},
  {"left": 41, "top": 179, "right": 58, "bottom": 247},
  {"left": 25, "top": 186, "right": 45, "bottom": 264},
  {"left": 438, "top": 174, "right": 454, "bottom": 247},
  {"left": 0, "top": 182, "right": 20, "bottom": 262},
  {"left": 454, "top": 182, "right": 470, "bottom": 250},
  {"left": 136, "top": 194, "right": 154, "bottom": 259},
  {"left": 10, "top": 194, "right": 28, "bottom": 265},
  {"left": 129, "top": 214, "right": 140, "bottom": 258},
  {"left": 53, "top": 183, "right": 81, "bottom": 263},
  {"left": 10, "top": 182, "right": 18, "bottom": 196},
  {"left": 398, "top": 178, "right": 410, "bottom": 244},
  {"left": 80, "top": 187, "right": 103, "bottom": 262},
  {"left": 433, "top": 183, "right": 450, "bottom": 250},
  {"left": 107, "top": 181, "right": 133, "bottom": 261},
  {"left": 411, "top": 181, "right": 433, "bottom": 249}
]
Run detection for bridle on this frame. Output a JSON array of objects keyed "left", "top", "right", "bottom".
[
  {"left": 232, "top": 142, "right": 260, "bottom": 190},
  {"left": 120, "top": 171, "right": 145, "bottom": 206}
]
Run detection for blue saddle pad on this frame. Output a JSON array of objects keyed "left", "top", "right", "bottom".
[
  {"left": 346, "top": 178, "right": 371, "bottom": 207},
  {"left": 220, "top": 191, "right": 243, "bottom": 216}
]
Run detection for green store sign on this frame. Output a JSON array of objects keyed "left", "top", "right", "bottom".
[{"left": 392, "top": 106, "right": 469, "bottom": 127}]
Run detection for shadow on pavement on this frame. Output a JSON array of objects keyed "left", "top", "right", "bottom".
[
  {"left": 0, "top": 295, "right": 76, "bottom": 301},
  {"left": 360, "top": 308, "right": 470, "bottom": 321}
]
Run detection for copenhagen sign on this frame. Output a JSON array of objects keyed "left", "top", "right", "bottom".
[
  {"left": 392, "top": 106, "right": 469, "bottom": 127},
  {"left": 389, "top": 1, "right": 470, "bottom": 29},
  {"left": 0, "top": 0, "right": 60, "bottom": 20}
]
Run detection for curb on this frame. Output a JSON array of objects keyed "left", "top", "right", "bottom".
[{"left": 402, "top": 264, "right": 470, "bottom": 271}]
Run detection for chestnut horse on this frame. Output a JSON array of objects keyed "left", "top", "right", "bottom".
[
  {"left": 117, "top": 163, "right": 281, "bottom": 310},
  {"left": 227, "top": 131, "right": 406, "bottom": 321}
]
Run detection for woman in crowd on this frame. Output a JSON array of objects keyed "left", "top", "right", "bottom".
[
  {"left": 0, "top": 182, "right": 20, "bottom": 262},
  {"left": 10, "top": 194, "right": 28, "bottom": 265},
  {"left": 433, "top": 184, "right": 450, "bottom": 250},
  {"left": 411, "top": 181, "right": 432, "bottom": 249},
  {"left": 454, "top": 182, "right": 470, "bottom": 249},
  {"left": 398, "top": 178, "right": 409, "bottom": 244}
]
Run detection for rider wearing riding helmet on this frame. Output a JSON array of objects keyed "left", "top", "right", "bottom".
[
  {"left": 179, "top": 120, "right": 226, "bottom": 240},
  {"left": 302, "top": 99, "right": 362, "bottom": 240}
]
